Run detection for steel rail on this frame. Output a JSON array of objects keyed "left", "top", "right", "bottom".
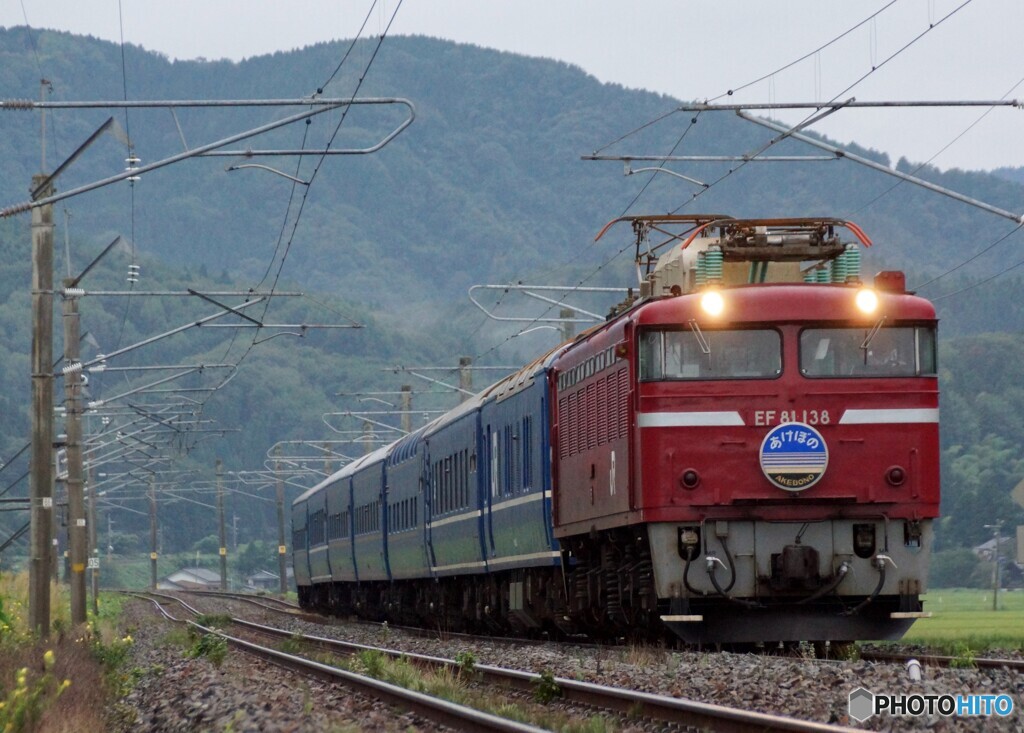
[
  {"left": 860, "top": 649, "right": 1024, "bottom": 671},
  {"left": 175, "top": 591, "right": 859, "bottom": 733},
  {"left": 133, "top": 592, "right": 545, "bottom": 733},
  {"left": 182, "top": 589, "right": 299, "bottom": 611}
]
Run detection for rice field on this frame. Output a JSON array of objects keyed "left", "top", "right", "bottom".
[{"left": 900, "top": 587, "right": 1024, "bottom": 652}]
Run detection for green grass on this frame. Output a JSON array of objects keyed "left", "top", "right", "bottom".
[{"left": 898, "top": 588, "right": 1024, "bottom": 652}]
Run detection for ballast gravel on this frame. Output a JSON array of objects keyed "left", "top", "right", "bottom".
[{"left": 112, "top": 594, "right": 1024, "bottom": 732}]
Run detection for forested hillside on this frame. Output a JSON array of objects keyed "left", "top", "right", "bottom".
[{"left": 0, "top": 28, "right": 1021, "bottom": 562}]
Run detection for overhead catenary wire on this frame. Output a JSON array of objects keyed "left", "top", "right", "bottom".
[
  {"left": 75, "top": 4, "right": 395, "bottom": 446},
  {"left": 477, "top": 1, "right": 976, "bottom": 357},
  {"left": 666, "top": 0, "right": 978, "bottom": 219},
  {"left": 220, "top": 0, "right": 405, "bottom": 376},
  {"left": 112, "top": 0, "right": 138, "bottom": 356},
  {"left": 591, "top": 0, "right": 977, "bottom": 225},
  {"left": 318, "top": 0, "right": 381, "bottom": 94},
  {"left": 591, "top": 0, "right": 902, "bottom": 155},
  {"left": 918, "top": 223, "right": 1024, "bottom": 299},
  {"left": 706, "top": 0, "right": 901, "bottom": 103},
  {"left": 845, "top": 76, "right": 1024, "bottom": 284}
]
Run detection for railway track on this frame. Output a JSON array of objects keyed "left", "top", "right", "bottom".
[
  {"left": 179, "top": 590, "right": 1024, "bottom": 677},
  {"left": 134, "top": 591, "right": 544, "bottom": 733},
  {"left": 859, "top": 649, "right": 1024, "bottom": 672},
  {"left": 143, "top": 590, "right": 859, "bottom": 733}
]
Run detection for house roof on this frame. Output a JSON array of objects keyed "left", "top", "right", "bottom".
[
  {"left": 247, "top": 570, "right": 280, "bottom": 581},
  {"left": 166, "top": 567, "right": 221, "bottom": 583}
]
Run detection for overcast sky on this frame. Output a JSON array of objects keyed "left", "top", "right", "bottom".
[{"left": 3, "top": 0, "right": 1022, "bottom": 171}]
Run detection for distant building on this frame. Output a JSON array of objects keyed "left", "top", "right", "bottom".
[
  {"left": 245, "top": 567, "right": 295, "bottom": 591},
  {"left": 973, "top": 536, "right": 1016, "bottom": 562},
  {"left": 246, "top": 570, "right": 279, "bottom": 590},
  {"left": 160, "top": 567, "right": 221, "bottom": 590}
]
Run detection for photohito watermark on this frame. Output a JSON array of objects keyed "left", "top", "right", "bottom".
[{"left": 849, "top": 687, "right": 1014, "bottom": 722}]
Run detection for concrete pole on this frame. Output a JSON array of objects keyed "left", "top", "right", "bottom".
[
  {"left": 458, "top": 357, "right": 473, "bottom": 403},
  {"left": 400, "top": 385, "right": 412, "bottom": 433},
  {"left": 61, "top": 279, "right": 87, "bottom": 623},
  {"left": 29, "top": 174, "right": 55, "bottom": 638},
  {"left": 217, "top": 459, "right": 227, "bottom": 590},
  {"left": 275, "top": 447, "right": 287, "bottom": 594},
  {"left": 986, "top": 521, "right": 1003, "bottom": 612},
  {"left": 560, "top": 308, "right": 576, "bottom": 342},
  {"left": 323, "top": 442, "right": 333, "bottom": 475},
  {"left": 149, "top": 476, "right": 157, "bottom": 590},
  {"left": 87, "top": 463, "right": 99, "bottom": 615},
  {"left": 362, "top": 420, "right": 374, "bottom": 456}
]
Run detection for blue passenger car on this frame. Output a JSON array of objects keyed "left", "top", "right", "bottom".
[
  {"left": 304, "top": 479, "right": 331, "bottom": 587},
  {"left": 424, "top": 395, "right": 487, "bottom": 578},
  {"left": 292, "top": 487, "right": 313, "bottom": 602},
  {"left": 325, "top": 472, "right": 355, "bottom": 583},
  {"left": 385, "top": 427, "right": 431, "bottom": 580},
  {"left": 351, "top": 446, "right": 390, "bottom": 582},
  {"left": 294, "top": 344, "right": 570, "bottom": 630},
  {"left": 479, "top": 362, "right": 558, "bottom": 573}
]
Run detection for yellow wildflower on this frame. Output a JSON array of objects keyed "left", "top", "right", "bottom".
[{"left": 44, "top": 650, "right": 55, "bottom": 668}]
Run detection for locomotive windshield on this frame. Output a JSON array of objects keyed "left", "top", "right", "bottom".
[
  {"left": 799, "top": 325, "right": 937, "bottom": 378},
  {"left": 639, "top": 328, "right": 781, "bottom": 380}
]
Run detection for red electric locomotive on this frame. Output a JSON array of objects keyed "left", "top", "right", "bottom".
[{"left": 552, "top": 215, "right": 938, "bottom": 644}]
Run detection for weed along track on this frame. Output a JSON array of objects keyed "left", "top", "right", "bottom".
[
  {"left": 132, "top": 591, "right": 550, "bottom": 732},
  {"left": 135, "top": 591, "right": 866, "bottom": 732},
  {"left": 136, "top": 589, "right": 1024, "bottom": 732}
]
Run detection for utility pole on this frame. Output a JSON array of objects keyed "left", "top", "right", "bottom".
[
  {"left": 400, "top": 385, "right": 413, "bottom": 434},
  {"left": 362, "top": 420, "right": 374, "bottom": 456},
  {"left": 458, "top": 357, "right": 473, "bottom": 402},
  {"left": 217, "top": 459, "right": 227, "bottom": 590},
  {"left": 61, "top": 278, "right": 87, "bottom": 623},
  {"left": 87, "top": 463, "right": 98, "bottom": 614},
  {"left": 559, "top": 308, "right": 576, "bottom": 342},
  {"left": 148, "top": 476, "right": 157, "bottom": 590},
  {"left": 322, "top": 442, "right": 333, "bottom": 476},
  {"left": 984, "top": 521, "right": 1004, "bottom": 611},
  {"left": 275, "top": 447, "right": 287, "bottom": 594},
  {"left": 29, "top": 169, "right": 55, "bottom": 638}
]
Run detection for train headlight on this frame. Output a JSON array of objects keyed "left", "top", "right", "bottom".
[
  {"left": 855, "top": 287, "right": 879, "bottom": 314},
  {"left": 700, "top": 290, "right": 724, "bottom": 317}
]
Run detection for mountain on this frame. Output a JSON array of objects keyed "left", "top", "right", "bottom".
[
  {"left": 0, "top": 28, "right": 1021, "bottom": 554},
  {"left": 992, "top": 166, "right": 1024, "bottom": 186},
  {"left": 1, "top": 29, "right": 1022, "bottom": 315}
]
